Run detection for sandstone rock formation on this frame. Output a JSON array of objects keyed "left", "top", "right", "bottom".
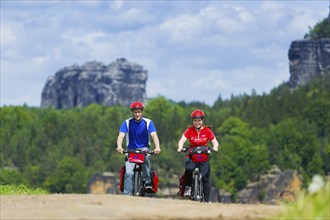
[
  {"left": 87, "top": 165, "right": 301, "bottom": 204},
  {"left": 236, "top": 165, "right": 302, "bottom": 205},
  {"left": 288, "top": 38, "right": 330, "bottom": 88},
  {"left": 41, "top": 58, "right": 148, "bottom": 109},
  {"left": 86, "top": 172, "right": 119, "bottom": 194}
]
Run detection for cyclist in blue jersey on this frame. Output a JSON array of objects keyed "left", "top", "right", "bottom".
[{"left": 116, "top": 101, "right": 161, "bottom": 195}]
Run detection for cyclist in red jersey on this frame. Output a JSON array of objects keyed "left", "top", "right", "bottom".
[{"left": 177, "top": 109, "right": 219, "bottom": 202}]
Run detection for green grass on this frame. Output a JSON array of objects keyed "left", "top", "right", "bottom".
[
  {"left": 275, "top": 180, "right": 329, "bottom": 220},
  {"left": 0, "top": 184, "right": 49, "bottom": 195}
]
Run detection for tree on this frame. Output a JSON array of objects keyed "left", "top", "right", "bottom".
[
  {"left": 268, "top": 118, "right": 323, "bottom": 179},
  {"left": 43, "top": 157, "right": 87, "bottom": 193},
  {"left": 304, "top": 17, "right": 330, "bottom": 40},
  {"left": 211, "top": 117, "right": 270, "bottom": 197}
]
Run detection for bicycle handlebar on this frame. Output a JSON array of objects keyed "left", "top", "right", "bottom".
[
  {"left": 179, "top": 146, "right": 213, "bottom": 154},
  {"left": 122, "top": 149, "right": 155, "bottom": 155}
]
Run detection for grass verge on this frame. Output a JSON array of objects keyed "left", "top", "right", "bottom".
[
  {"left": 275, "top": 177, "right": 329, "bottom": 220},
  {"left": 0, "top": 184, "right": 49, "bottom": 195}
]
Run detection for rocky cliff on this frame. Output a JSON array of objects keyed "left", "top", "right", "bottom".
[
  {"left": 236, "top": 165, "right": 301, "bottom": 205},
  {"left": 86, "top": 165, "right": 301, "bottom": 204},
  {"left": 41, "top": 58, "right": 148, "bottom": 109},
  {"left": 288, "top": 38, "right": 330, "bottom": 88}
]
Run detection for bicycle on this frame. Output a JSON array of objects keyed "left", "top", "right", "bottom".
[
  {"left": 119, "top": 149, "right": 158, "bottom": 196},
  {"left": 178, "top": 146, "right": 212, "bottom": 202}
]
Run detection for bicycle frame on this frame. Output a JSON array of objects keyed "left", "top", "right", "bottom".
[
  {"left": 179, "top": 146, "right": 211, "bottom": 202},
  {"left": 123, "top": 149, "right": 154, "bottom": 196}
]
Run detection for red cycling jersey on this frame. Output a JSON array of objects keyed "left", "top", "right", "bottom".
[{"left": 184, "top": 125, "right": 215, "bottom": 147}]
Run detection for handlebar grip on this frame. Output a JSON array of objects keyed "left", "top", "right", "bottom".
[{"left": 178, "top": 147, "right": 188, "bottom": 153}]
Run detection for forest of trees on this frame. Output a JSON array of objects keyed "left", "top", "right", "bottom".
[{"left": 1, "top": 72, "right": 329, "bottom": 200}]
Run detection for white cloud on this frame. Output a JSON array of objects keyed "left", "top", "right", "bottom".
[
  {"left": 110, "top": 1, "right": 124, "bottom": 11},
  {"left": 1, "top": 22, "right": 19, "bottom": 46},
  {"left": 158, "top": 4, "right": 258, "bottom": 47},
  {"left": 1, "top": 1, "right": 328, "bottom": 107}
]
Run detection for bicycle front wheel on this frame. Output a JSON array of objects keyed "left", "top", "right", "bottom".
[
  {"left": 133, "top": 171, "right": 140, "bottom": 196},
  {"left": 192, "top": 173, "right": 202, "bottom": 201},
  {"left": 198, "top": 173, "right": 203, "bottom": 202}
]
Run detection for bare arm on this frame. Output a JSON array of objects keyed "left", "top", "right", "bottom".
[
  {"left": 177, "top": 135, "right": 188, "bottom": 152},
  {"left": 211, "top": 138, "right": 219, "bottom": 152},
  {"left": 116, "top": 132, "right": 125, "bottom": 154},
  {"left": 150, "top": 132, "right": 161, "bottom": 154}
]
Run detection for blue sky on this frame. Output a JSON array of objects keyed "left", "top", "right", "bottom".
[{"left": 1, "top": 0, "right": 329, "bottom": 107}]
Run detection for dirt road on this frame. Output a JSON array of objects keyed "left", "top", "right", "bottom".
[{"left": 1, "top": 194, "right": 284, "bottom": 220}]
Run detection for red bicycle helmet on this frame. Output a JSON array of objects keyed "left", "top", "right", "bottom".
[
  {"left": 130, "top": 101, "right": 144, "bottom": 111},
  {"left": 191, "top": 109, "right": 205, "bottom": 119}
]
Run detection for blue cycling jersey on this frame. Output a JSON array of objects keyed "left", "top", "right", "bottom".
[{"left": 119, "top": 117, "right": 156, "bottom": 149}]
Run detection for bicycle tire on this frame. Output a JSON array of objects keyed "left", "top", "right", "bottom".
[
  {"left": 140, "top": 178, "right": 145, "bottom": 197},
  {"left": 198, "top": 173, "right": 203, "bottom": 202},
  {"left": 133, "top": 171, "right": 140, "bottom": 196},
  {"left": 193, "top": 173, "right": 199, "bottom": 201}
]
